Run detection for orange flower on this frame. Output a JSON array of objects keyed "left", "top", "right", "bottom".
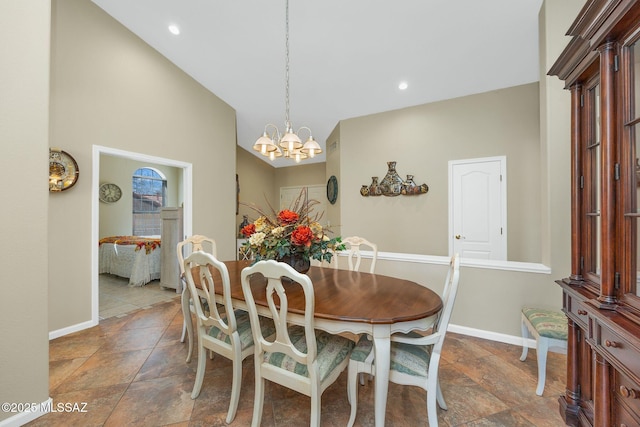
[
  {"left": 291, "top": 226, "right": 314, "bottom": 247},
  {"left": 241, "top": 223, "right": 256, "bottom": 237},
  {"left": 278, "top": 209, "right": 299, "bottom": 225}
]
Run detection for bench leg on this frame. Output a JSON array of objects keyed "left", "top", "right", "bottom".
[
  {"left": 520, "top": 317, "right": 531, "bottom": 362},
  {"left": 535, "top": 337, "right": 549, "bottom": 396}
]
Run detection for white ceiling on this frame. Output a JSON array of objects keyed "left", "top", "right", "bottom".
[{"left": 91, "top": 0, "right": 544, "bottom": 167}]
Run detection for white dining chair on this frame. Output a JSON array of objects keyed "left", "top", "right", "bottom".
[
  {"left": 183, "top": 251, "right": 275, "bottom": 424},
  {"left": 346, "top": 253, "right": 460, "bottom": 427},
  {"left": 177, "top": 235, "right": 217, "bottom": 362},
  {"left": 341, "top": 236, "right": 378, "bottom": 385},
  {"left": 341, "top": 236, "right": 378, "bottom": 273},
  {"left": 241, "top": 260, "right": 355, "bottom": 427}
]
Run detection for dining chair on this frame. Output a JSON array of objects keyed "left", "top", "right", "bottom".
[
  {"left": 341, "top": 236, "right": 378, "bottom": 385},
  {"left": 177, "top": 235, "right": 217, "bottom": 362},
  {"left": 241, "top": 260, "right": 355, "bottom": 427},
  {"left": 183, "top": 251, "right": 275, "bottom": 424},
  {"left": 341, "top": 236, "right": 378, "bottom": 273},
  {"left": 346, "top": 253, "right": 460, "bottom": 427}
]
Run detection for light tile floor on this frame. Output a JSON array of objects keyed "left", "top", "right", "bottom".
[{"left": 99, "top": 274, "right": 180, "bottom": 319}]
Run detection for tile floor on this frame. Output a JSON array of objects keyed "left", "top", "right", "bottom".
[
  {"left": 29, "top": 294, "right": 568, "bottom": 426},
  {"left": 99, "top": 274, "right": 180, "bottom": 319}
]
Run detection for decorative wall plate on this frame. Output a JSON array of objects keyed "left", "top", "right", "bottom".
[
  {"left": 49, "top": 148, "right": 79, "bottom": 192},
  {"left": 327, "top": 175, "right": 338, "bottom": 204}
]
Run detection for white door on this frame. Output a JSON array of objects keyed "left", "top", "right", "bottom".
[
  {"left": 280, "top": 185, "right": 327, "bottom": 220},
  {"left": 449, "top": 156, "right": 506, "bottom": 260}
]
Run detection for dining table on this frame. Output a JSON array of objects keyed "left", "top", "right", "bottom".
[{"left": 204, "top": 260, "right": 443, "bottom": 427}]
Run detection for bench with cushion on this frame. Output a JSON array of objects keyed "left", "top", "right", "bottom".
[{"left": 520, "top": 307, "right": 568, "bottom": 396}]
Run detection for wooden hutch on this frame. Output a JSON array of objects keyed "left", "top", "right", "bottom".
[{"left": 549, "top": 1, "right": 640, "bottom": 426}]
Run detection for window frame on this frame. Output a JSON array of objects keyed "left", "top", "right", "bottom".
[{"left": 132, "top": 167, "right": 167, "bottom": 236}]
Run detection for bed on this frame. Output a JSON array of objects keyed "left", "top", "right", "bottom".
[{"left": 99, "top": 236, "right": 162, "bottom": 287}]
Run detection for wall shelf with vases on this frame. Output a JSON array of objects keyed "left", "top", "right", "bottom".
[{"left": 360, "top": 161, "right": 428, "bottom": 197}]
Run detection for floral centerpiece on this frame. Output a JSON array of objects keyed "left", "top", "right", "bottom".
[{"left": 240, "top": 189, "right": 344, "bottom": 273}]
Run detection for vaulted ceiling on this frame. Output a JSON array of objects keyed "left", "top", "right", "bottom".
[{"left": 92, "top": 0, "right": 544, "bottom": 167}]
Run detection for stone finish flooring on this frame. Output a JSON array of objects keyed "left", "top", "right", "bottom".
[{"left": 29, "top": 298, "right": 568, "bottom": 426}]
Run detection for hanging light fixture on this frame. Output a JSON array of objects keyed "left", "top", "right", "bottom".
[{"left": 252, "top": 0, "right": 322, "bottom": 163}]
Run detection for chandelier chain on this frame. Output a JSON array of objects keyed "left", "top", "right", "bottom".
[
  {"left": 284, "top": 0, "right": 290, "bottom": 127},
  {"left": 252, "top": 0, "right": 321, "bottom": 162}
]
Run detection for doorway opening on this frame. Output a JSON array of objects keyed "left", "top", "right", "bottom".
[{"left": 91, "top": 145, "right": 193, "bottom": 323}]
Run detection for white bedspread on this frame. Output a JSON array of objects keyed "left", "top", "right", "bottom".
[{"left": 99, "top": 242, "right": 161, "bottom": 286}]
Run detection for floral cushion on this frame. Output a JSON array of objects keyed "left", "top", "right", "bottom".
[
  {"left": 350, "top": 333, "right": 431, "bottom": 377},
  {"left": 207, "top": 310, "right": 275, "bottom": 351},
  {"left": 262, "top": 326, "right": 355, "bottom": 381},
  {"left": 522, "top": 307, "right": 568, "bottom": 341}
]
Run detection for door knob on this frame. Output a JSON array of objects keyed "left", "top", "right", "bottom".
[{"left": 455, "top": 234, "right": 461, "bottom": 240}]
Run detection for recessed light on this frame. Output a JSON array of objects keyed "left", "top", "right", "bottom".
[
  {"left": 168, "top": 24, "right": 180, "bottom": 35},
  {"left": 398, "top": 81, "right": 408, "bottom": 90}
]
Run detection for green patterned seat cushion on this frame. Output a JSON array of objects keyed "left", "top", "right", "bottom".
[
  {"left": 262, "top": 326, "right": 355, "bottom": 381},
  {"left": 522, "top": 307, "right": 568, "bottom": 340},
  {"left": 207, "top": 310, "right": 275, "bottom": 351},
  {"left": 350, "top": 335, "right": 374, "bottom": 362},
  {"left": 350, "top": 333, "right": 431, "bottom": 377}
]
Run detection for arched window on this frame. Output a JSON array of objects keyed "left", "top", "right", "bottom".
[{"left": 132, "top": 167, "right": 167, "bottom": 236}]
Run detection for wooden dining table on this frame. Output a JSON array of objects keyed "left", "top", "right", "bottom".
[{"left": 205, "top": 260, "right": 443, "bottom": 427}]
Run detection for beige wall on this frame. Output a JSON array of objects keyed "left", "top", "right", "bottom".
[
  {"left": 274, "top": 162, "right": 326, "bottom": 191},
  {"left": 325, "top": 126, "right": 342, "bottom": 236},
  {"left": 539, "top": 0, "right": 584, "bottom": 268},
  {"left": 236, "top": 148, "right": 277, "bottom": 234},
  {"left": 99, "top": 156, "right": 181, "bottom": 238},
  {"left": 0, "top": 0, "right": 51, "bottom": 421},
  {"left": 236, "top": 147, "right": 327, "bottom": 233},
  {"left": 338, "top": 83, "right": 542, "bottom": 261},
  {"left": 48, "top": 0, "right": 237, "bottom": 332}
]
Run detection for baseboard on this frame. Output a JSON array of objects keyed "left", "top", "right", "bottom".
[
  {"left": 448, "top": 323, "right": 537, "bottom": 348},
  {"left": 49, "top": 319, "right": 97, "bottom": 340},
  {"left": 0, "top": 398, "right": 51, "bottom": 427}
]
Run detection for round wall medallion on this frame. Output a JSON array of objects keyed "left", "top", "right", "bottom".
[
  {"left": 327, "top": 175, "right": 338, "bottom": 204},
  {"left": 99, "top": 183, "right": 123, "bottom": 203},
  {"left": 49, "top": 148, "right": 79, "bottom": 192}
]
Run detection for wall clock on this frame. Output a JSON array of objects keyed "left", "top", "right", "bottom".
[
  {"left": 99, "top": 183, "right": 122, "bottom": 203},
  {"left": 327, "top": 175, "right": 338, "bottom": 204},
  {"left": 49, "top": 148, "right": 79, "bottom": 192}
]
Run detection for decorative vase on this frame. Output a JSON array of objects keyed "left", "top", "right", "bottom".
[
  {"left": 369, "top": 177, "right": 381, "bottom": 196},
  {"left": 380, "top": 161, "right": 404, "bottom": 196},
  {"left": 276, "top": 253, "right": 311, "bottom": 274},
  {"left": 402, "top": 174, "right": 417, "bottom": 195},
  {"left": 360, "top": 185, "right": 370, "bottom": 196}
]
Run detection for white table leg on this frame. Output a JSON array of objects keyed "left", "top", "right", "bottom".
[{"left": 373, "top": 325, "right": 391, "bottom": 427}]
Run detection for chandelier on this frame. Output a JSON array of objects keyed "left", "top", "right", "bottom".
[{"left": 253, "top": 0, "right": 322, "bottom": 163}]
